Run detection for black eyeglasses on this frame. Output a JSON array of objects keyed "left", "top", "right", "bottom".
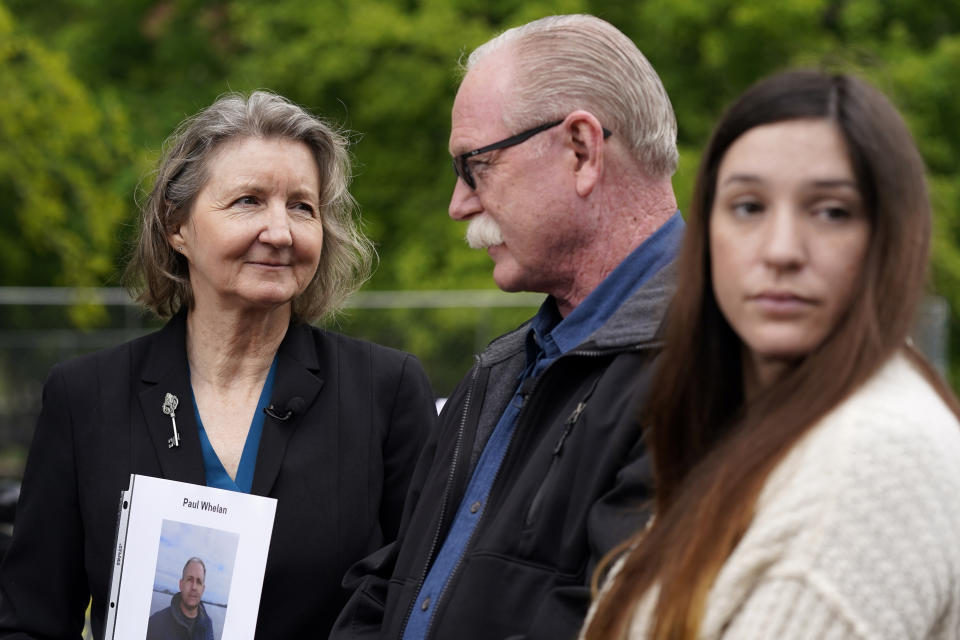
[{"left": 451, "top": 120, "right": 612, "bottom": 190}]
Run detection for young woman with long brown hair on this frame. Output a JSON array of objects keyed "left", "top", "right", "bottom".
[{"left": 581, "top": 70, "right": 960, "bottom": 639}]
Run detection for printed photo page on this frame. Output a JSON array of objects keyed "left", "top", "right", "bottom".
[{"left": 105, "top": 474, "right": 277, "bottom": 640}]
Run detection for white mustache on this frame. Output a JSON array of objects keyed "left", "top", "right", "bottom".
[{"left": 465, "top": 215, "right": 504, "bottom": 249}]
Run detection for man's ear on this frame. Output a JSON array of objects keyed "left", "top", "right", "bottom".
[{"left": 563, "top": 110, "right": 605, "bottom": 197}]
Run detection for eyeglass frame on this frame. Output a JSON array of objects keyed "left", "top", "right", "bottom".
[{"left": 451, "top": 119, "right": 612, "bottom": 190}]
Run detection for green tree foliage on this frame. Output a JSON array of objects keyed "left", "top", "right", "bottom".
[
  {"left": 0, "top": 2, "right": 146, "bottom": 325},
  {"left": 3, "top": 0, "right": 960, "bottom": 385},
  {"left": 0, "top": 4, "right": 133, "bottom": 287}
]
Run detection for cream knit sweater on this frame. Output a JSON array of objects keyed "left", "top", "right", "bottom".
[{"left": 590, "top": 353, "right": 960, "bottom": 639}]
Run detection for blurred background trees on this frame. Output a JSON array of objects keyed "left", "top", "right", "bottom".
[{"left": 2, "top": 0, "right": 959, "bottom": 405}]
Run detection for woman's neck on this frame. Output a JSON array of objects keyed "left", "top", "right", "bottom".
[
  {"left": 741, "top": 347, "right": 795, "bottom": 401},
  {"left": 185, "top": 302, "right": 291, "bottom": 390}
]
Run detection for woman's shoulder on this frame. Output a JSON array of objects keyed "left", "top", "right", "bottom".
[
  {"left": 300, "top": 324, "right": 416, "bottom": 362},
  {"left": 751, "top": 354, "right": 960, "bottom": 510},
  {"left": 839, "top": 351, "right": 958, "bottom": 427},
  {"left": 705, "top": 353, "right": 960, "bottom": 639},
  {"left": 764, "top": 352, "right": 960, "bottom": 531},
  {"left": 302, "top": 325, "right": 410, "bottom": 358},
  {"left": 812, "top": 352, "right": 960, "bottom": 473},
  {"left": 296, "top": 326, "right": 436, "bottom": 417},
  {"left": 47, "top": 326, "right": 165, "bottom": 382}
]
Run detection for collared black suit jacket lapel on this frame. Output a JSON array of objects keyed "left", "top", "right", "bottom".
[
  {"left": 252, "top": 322, "right": 324, "bottom": 497},
  {"left": 133, "top": 312, "right": 324, "bottom": 493},
  {"left": 136, "top": 311, "right": 206, "bottom": 485}
]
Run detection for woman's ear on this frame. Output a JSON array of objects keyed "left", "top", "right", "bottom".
[{"left": 167, "top": 224, "right": 186, "bottom": 256}]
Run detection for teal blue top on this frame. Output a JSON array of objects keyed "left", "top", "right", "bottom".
[{"left": 191, "top": 354, "right": 278, "bottom": 493}]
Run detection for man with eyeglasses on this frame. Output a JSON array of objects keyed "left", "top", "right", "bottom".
[{"left": 332, "top": 14, "right": 682, "bottom": 640}]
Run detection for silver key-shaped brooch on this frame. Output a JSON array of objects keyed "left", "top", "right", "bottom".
[{"left": 162, "top": 393, "right": 180, "bottom": 448}]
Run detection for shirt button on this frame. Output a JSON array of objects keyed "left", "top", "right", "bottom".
[
  {"left": 421, "top": 597, "right": 431, "bottom": 611},
  {"left": 470, "top": 501, "right": 482, "bottom": 514}
]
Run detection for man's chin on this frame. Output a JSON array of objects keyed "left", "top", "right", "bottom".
[{"left": 491, "top": 262, "right": 527, "bottom": 293}]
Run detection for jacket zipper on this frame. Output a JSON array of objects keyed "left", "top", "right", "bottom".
[
  {"left": 399, "top": 357, "right": 480, "bottom": 637},
  {"left": 422, "top": 359, "right": 549, "bottom": 639},
  {"left": 523, "top": 375, "right": 602, "bottom": 528}
]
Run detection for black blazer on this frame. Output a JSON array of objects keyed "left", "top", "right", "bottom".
[{"left": 0, "top": 312, "right": 436, "bottom": 639}]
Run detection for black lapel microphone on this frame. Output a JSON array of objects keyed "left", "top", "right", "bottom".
[{"left": 264, "top": 397, "right": 306, "bottom": 422}]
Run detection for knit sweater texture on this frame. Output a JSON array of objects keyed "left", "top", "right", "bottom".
[{"left": 593, "top": 353, "right": 960, "bottom": 639}]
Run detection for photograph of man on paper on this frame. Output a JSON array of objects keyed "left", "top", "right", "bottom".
[{"left": 146, "top": 520, "right": 239, "bottom": 640}]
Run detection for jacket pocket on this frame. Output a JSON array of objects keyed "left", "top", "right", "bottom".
[{"left": 523, "top": 377, "right": 601, "bottom": 528}]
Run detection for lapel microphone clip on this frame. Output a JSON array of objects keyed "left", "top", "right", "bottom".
[{"left": 264, "top": 397, "right": 305, "bottom": 422}]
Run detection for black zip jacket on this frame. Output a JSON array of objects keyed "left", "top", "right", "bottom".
[{"left": 331, "top": 262, "right": 675, "bottom": 640}]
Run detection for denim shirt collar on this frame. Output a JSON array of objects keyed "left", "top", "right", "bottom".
[{"left": 527, "top": 211, "right": 685, "bottom": 367}]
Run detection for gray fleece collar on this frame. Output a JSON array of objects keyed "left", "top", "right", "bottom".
[{"left": 478, "top": 260, "right": 677, "bottom": 366}]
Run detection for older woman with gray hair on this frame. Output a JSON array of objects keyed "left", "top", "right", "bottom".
[{"left": 0, "top": 91, "right": 436, "bottom": 639}]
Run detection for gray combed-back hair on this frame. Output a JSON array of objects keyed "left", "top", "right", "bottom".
[
  {"left": 126, "top": 90, "right": 374, "bottom": 323},
  {"left": 465, "top": 14, "right": 678, "bottom": 178}
]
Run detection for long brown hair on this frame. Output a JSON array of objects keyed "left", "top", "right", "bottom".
[{"left": 584, "top": 70, "right": 958, "bottom": 639}]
